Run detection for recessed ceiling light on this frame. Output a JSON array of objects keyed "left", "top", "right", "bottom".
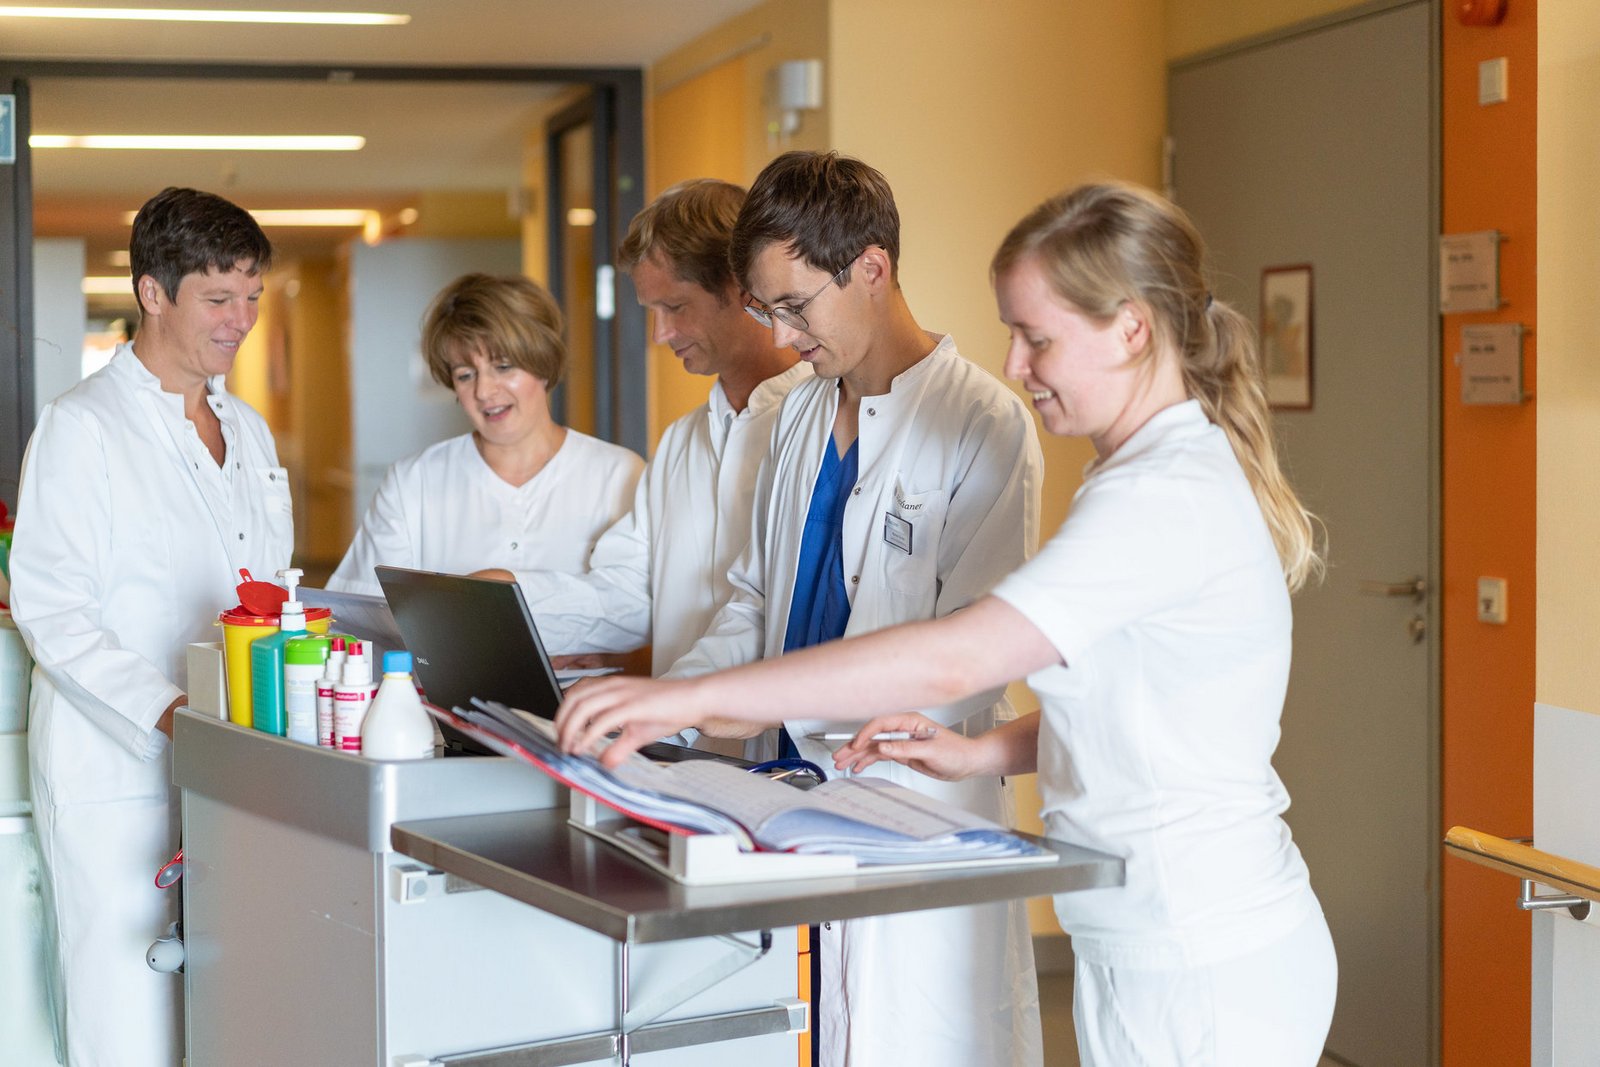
[
  {"left": 254, "top": 209, "right": 375, "bottom": 227},
  {"left": 82, "top": 275, "right": 131, "bottom": 295},
  {"left": 32, "top": 134, "right": 365, "bottom": 151},
  {"left": 0, "top": 6, "right": 408, "bottom": 25},
  {"left": 115, "top": 208, "right": 378, "bottom": 227}
]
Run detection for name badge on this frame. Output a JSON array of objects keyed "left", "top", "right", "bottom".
[{"left": 883, "top": 512, "right": 913, "bottom": 555}]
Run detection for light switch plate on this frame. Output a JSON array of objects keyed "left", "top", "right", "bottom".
[
  {"left": 1479, "top": 57, "right": 1508, "bottom": 105},
  {"left": 1477, "top": 577, "right": 1508, "bottom": 624}
]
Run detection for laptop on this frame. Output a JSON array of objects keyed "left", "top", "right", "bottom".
[{"left": 374, "top": 565, "right": 745, "bottom": 765}]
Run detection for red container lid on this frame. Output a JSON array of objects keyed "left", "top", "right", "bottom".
[
  {"left": 219, "top": 605, "right": 332, "bottom": 626},
  {"left": 235, "top": 568, "right": 289, "bottom": 614}
]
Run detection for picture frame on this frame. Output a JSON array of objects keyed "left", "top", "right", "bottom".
[{"left": 1259, "top": 264, "right": 1314, "bottom": 410}]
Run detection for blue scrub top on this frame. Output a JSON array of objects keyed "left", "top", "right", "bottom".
[{"left": 783, "top": 438, "right": 860, "bottom": 653}]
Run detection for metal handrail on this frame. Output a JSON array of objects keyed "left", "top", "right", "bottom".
[{"left": 1444, "top": 826, "right": 1600, "bottom": 918}]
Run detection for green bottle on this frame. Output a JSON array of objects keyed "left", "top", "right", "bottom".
[
  {"left": 283, "top": 634, "right": 333, "bottom": 745},
  {"left": 251, "top": 568, "right": 306, "bottom": 736}
]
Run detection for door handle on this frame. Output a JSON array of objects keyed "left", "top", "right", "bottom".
[{"left": 1359, "top": 577, "right": 1427, "bottom": 603}]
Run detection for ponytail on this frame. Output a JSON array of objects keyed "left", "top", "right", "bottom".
[
  {"left": 1193, "top": 300, "right": 1324, "bottom": 590},
  {"left": 993, "top": 183, "right": 1325, "bottom": 591}
]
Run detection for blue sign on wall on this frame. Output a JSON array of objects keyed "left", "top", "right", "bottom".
[{"left": 0, "top": 95, "right": 15, "bottom": 165}]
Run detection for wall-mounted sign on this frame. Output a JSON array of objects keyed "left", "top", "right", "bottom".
[
  {"left": 0, "top": 95, "right": 16, "bottom": 166},
  {"left": 1440, "top": 230, "right": 1501, "bottom": 314},
  {"left": 1459, "top": 322, "right": 1524, "bottom": 404}
]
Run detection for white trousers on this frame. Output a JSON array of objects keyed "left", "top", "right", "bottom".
[
  {"left": 1073, "top": 905, "right": 1337, "bottom": 1067},
  {"left": 32, "top": 790, "right": 182, "bottom": 1067}
]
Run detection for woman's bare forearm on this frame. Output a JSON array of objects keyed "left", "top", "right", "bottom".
[{"left": 688, "top": 596, "right": 1059, "bottom": 726}]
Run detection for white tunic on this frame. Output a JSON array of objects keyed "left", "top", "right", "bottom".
[
  {"left": 10, "top": 343, "right": 294, "bottom": 1067},
  {"left": 668, "top": 334, "right": 1045, "bottom": 1067},
  {"left": 991, "top": 400, "right": 1319, "bottom": 970},
  {"left": 327, "top": 430, "right": 643, "bottom": 596},
  {"left": 519, "top": 364, "right": 809, "bottom": 675}
]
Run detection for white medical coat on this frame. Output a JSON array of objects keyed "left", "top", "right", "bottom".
[
  {"left": 10, "top": 343, "right": 294, "bottom": 1067},
  {"left": 328, "top": 430, "right": 643, "bottom": 596},
  {"left": 520, "top": 364, "right": 809, "bottom": 675},
  {"left": 668, "top": 334, "right": 1045, "bottom": 1067}
]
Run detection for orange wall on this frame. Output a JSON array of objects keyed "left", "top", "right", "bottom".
[{"left": 1440, "top": 4, "right": 1537, "bottom": 1065}]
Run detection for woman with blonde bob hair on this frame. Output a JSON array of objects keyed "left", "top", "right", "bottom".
[
  {"left": 330, "top": 272, "right": 642, "bottom": 596},
  {"left": 556, "top": 183, "right": 1335, "bottom": 1065}
]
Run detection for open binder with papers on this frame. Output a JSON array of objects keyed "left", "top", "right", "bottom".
[{"left": 431, "top": 700, "right": 1057, "bottom": 885}]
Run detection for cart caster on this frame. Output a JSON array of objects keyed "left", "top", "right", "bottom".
[{"left": 147, "top": 921, "right": 184, "bottom": 973}]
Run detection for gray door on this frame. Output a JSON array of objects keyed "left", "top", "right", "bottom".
[{"left": 1169, "top": 5, "right": 1438, "bottom": 1065}]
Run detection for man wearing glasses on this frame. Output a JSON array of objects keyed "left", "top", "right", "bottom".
[{"left": 666, "top": 151, "right": 1045, "bottom": 1067}]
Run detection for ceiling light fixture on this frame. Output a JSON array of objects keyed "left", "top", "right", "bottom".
[
  {"left": 0, "top": 6, "right": 409, "bottom": 26},
  {"left": 251, "top": 209, "right": 376, "bottom": 227},
  {"left": 119, "top": 208, "right": 378, "bottom": 227},
  {"left": 82, "top": 275, "right": 132, "bottom": 295},
  {"left": 33, "top": 134, "right": 365, "bottom": 151}
]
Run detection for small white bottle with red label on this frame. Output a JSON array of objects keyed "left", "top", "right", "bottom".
[
  {"left": 333, "top": 641, "right": 374, "bottom": 753},
  {"left": 361, "top": 651, "right": 435, "bottom": 760},
  {"left": 316, "top": 636, "right": 348, "bottom": 748}
]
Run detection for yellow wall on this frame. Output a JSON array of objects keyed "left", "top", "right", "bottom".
[
  {"left": 644, "top": 0, "right": 830, "bottom": 443},
  {"left": 284, "top": 257, "right": 352, "bottom": 567},
  {"left": 647, "top": 58, "right": 748, "bottom": 442},
  {"left": 651, "top": 0, "right": 831, "bottom": 185},
  {"left": 1537, "top": 3, "right": 1600, "bottom": 709},
  {"left": 228, "top": 297, "right": 273, "bottom": 418},
  {"left": 1165, "top": 0, "right": 1367, "bottom": 58},
  {"left": 228, "top": 259, "right": 350, "bottom": 577},
  {"left": 831, "top": 0, "right": 1167, "bottom": 538},
  {"left": 405, "top": 190, "right": 521, "bottom": 239}
]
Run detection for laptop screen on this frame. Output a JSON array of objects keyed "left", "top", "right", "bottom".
[
  {"left": 376, "top": 566, "right": 564, "bottom": 754},
  {"left": 373, "top": 565, "right": 752, "bottom": 766}
]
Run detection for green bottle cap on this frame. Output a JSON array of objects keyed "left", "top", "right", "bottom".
[{"left": 284, "top": 634, "right": 332, "bottom": 666}]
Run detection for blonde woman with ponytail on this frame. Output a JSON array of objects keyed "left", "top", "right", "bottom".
[
  {"left": 329, "top": 273, "right": 643, "bottom": 596},
  {"left": 557, "top": 183, "right": 1335, "bottom": 1066}
]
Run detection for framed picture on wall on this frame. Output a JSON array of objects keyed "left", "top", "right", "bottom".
[{"left": 1260, "top": 264, "right": 1314, "bottom": 410}]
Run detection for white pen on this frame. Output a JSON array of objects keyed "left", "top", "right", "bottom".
[{"left": 806, "top": 728, "right": 938, "bottom": 742}]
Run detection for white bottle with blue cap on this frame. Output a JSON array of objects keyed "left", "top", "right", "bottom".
[{"left": 360, "top": 650, "right": 435, "bottom": 760}]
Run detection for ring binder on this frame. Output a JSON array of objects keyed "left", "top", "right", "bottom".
[{"left": 570, "top": 792, "right": 858, "bottom": 885}]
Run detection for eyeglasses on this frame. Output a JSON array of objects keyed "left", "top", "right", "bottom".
[{"left": 744, "top": 255, "right": 859, "bottom": 332}]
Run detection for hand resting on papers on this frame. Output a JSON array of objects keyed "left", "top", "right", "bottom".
[
  {"left": 832, "top": 713, "right": 981, "bottom": 781},
  {"left": 557, "top": 674, "right": 708, "bottom": 767}
]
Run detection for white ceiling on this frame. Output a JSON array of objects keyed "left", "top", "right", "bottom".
[
  {"left": 5, "top": 0, "right": 766, "bottom": 297},
  {"left": 31, "top": 76, "right": 564, "bottom": 197},
  {"left": 1, "top": 0, "right": 764, "bottom": 67}
]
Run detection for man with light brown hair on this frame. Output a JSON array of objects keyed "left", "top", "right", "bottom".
[{"left": 521, "top": 178, "right": 807, "bottom": 676}]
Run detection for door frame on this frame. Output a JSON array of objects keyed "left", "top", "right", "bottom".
[
  {"left": 1168, "top": 1, "right": 1443, "bottom": 1060},
  {"left": 0, "top": 59, "right": 648, "bottom": 502}
]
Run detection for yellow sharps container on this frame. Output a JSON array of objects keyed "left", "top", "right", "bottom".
[{"left": 218, "top": 606, "right": 331, "bottom": 727}]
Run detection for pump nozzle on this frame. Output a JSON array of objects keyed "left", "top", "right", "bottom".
[
  {"left": 275, "top": 567, "right": 308, "bottom": 633},
  {"left": 276, "top": 567, "right": 305, "bottom": 609}
]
